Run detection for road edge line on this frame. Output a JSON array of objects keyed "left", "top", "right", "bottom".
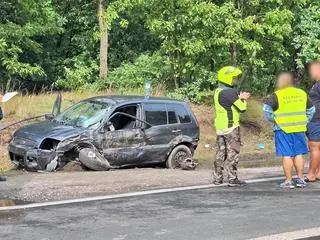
[
  {"left": 0, "top": 176, "right": 285, "bottom": 211},
  {"left": 250, "top": 227, "right": 320, "bottom": 240}
]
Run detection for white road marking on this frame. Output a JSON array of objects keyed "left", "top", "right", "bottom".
[
  {"left": 0, "top": 176, "right": 285, "bottom": 211},
  {"left": 251, "top": 227, "right": 320, "bottom": 240}
]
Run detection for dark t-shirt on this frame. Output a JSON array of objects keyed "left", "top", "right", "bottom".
[
  {"left": 309, "top": 81, "right": 320, "bottom": 122},
  {"left": 218, "top": 88, "right": 245, "bottom": 113},
  {"left": 0, "top": 107, "right": 3, "bottom": 120},
  {"left": 265, "top": 92, "right": 313, "bottom": 111}
]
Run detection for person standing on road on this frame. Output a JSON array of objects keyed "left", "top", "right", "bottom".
[
  {"left": 264, "top": 72, "right": 315, "bottom": 189},
  {"left": 213, "top": 66, "right": 251, "bottom": 186},
  {"left": 305, "top": 61, "right": 320, "bottom": 182}
]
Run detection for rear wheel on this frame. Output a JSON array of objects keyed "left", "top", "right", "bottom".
[{"left": 166, "top": 145, "right": 192, "bottom": 169}]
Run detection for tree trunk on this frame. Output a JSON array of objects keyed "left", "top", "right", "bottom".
[
  {"left": 294, "top": 67, "right": 305, "bottom": 85},
  {"left": 291, "top": 49, "right": 306, "bottom": 85},
  {"left": 231, "top": 42, "right": 237, "bottom": 66},
  {"left": 97, "top": 0, "right": 108, "bottom": 79}
]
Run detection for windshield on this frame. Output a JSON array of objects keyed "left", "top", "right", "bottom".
[{"left": 54, "top": 99, "right": 114, "bottom": 128}]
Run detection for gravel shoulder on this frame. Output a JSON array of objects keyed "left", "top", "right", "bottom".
[{"left": 0, "top": 166, "right": 284, "bottom": 202}]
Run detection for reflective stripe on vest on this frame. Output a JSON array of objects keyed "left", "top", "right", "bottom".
[
  {"left": 274, "top": 87, "right": 307, "bottom": 133},
  {"left": 274, "top": 111, "right": 306, "bottom": 117}
]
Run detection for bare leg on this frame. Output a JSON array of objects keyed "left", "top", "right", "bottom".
[
  {"left": 316, "top": 147, "right": 320, "bottom": 179},
  {"left": 308, "top": 141, "right": 320, "bottom": 181},
  {"left": 293, "top": 155, "right": 304, "bottom": 179},
  {"left": 316, "top": 165, "right": 320, "bottom": 179},
  {"left": 283, "top": 157, "right": 294, "bottom": 181}
]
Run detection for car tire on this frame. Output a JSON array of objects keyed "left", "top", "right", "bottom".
[
  {"left": 79, "top": 148, "right": 111, "bottom": 171},
  {"left": 166, "top": 145, "right": 192, "bottom": 169}
]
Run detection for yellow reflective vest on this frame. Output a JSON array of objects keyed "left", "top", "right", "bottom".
[
  {"left": 214, "top": 87, "right": 247, "bottom": 130},
  {"left": 274, "top": 87, "right": 308, "bottom": 133}
]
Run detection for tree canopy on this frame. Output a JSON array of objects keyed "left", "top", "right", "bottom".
[{"left": 0, "top": 0, "right": 320, "bottom": 101}]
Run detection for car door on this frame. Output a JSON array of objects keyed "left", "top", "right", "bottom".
[
  {"left": 140, "top": 102, "right": 176, "bottom": 163},
  {"left": 166, "top": 103, "right": 195, "bottom": 137},
  {"left": 100, "top": 104, "right": 146, "bottom": 166}
]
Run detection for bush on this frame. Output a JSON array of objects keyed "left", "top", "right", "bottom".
[
  {"left": 55, "top": 60, "right": 99, "bottom": 91},
  {"left": 168, "top": 68, "right": 216, "bottom": 103},
  {"left": 96, "top": 53, "right": 169, "bottom": 90}
]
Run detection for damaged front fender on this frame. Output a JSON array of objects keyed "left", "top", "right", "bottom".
[
  {"left": 51, "top": 134, "right": 110, "bottom": 171},
  {"left": 78, "top": 148, "right": 110, "bottom": 171},
  {"left": 22, "top": 134, "right": 111, "bottom": 172}
]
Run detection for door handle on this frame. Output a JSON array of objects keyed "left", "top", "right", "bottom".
[{"left": 172, "top": 129, "right": 182, "bottom": 133}]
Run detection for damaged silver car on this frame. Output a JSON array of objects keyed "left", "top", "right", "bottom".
[{"left": 7, "top": 95, "right": 200, "bottom": 171}]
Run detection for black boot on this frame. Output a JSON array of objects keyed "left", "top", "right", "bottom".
[
  {"left": 213, "top": 178, "right": 223, "bottom": 185},
  {"left": 228, "top": 178, "right": 246, "bottom": 187}
]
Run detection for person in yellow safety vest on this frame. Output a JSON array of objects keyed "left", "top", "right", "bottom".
[
  {"left": 264, "top": 72, "right": 315, "bottom": 189},
  {"left": 213, "top": 66, "right": 251, "bottom": 186}
]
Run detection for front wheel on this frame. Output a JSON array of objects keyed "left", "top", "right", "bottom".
[{"left": 166, "top": 145, "right": 192, "bottom": 169}]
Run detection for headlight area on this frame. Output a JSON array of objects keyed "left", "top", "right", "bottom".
[
  {"left": 39, "top": 138, "right": 60, "bottom": 150},
  {"left": 24, "top": 138, "right": 61, "bottom": 171}
]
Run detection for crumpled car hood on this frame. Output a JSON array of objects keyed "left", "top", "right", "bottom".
[{"left": 14, "top": 121, "right": 86, "bottom": 143}]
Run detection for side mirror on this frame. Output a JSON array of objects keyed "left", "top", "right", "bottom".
[
  {"left": 45, "top": 113, "right": 55, "bottom": 120},
  {"left": 99, "top": 121, "right": 112, "bottom": 133}
]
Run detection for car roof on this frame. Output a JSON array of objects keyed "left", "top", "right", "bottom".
[{"left": 85, "top": 95, "right": 185, "bottom": 104}]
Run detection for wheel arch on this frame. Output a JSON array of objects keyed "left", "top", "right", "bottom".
[{"left": 167, "top": 139, "right": 195, "bottom": 159}]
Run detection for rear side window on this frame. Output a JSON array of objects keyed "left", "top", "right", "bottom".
[
  {"left": 167, "top": 103, "right": 191, "bottom": 124},
  {"left": 167, "top": 106, "right": 178, "bottom": 124},
  {"left": 144, "top": 103, "right": 167, "bottom": 126}
]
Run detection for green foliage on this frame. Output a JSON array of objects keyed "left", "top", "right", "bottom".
[
  {"left": 1, "top": 0, "right": 320, "bottom": 101},
  {"left": 97, "top": 53, "right": 168, "bottom": 89},
  {"left": 0, "top": 0, "right": 64, "bottom": 88},
  {"left": 55, "top": 60, "right": 99, "bottom": 90},
  {"left": 293, "top": 3, "right": 320, "bottom": 68}
]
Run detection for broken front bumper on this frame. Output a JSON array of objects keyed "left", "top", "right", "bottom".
[
  {"left": 9, "top": 143, "right": 57, "bottom": 171},
  {"left": 9, "top": 139, "right": 111, "bottom": 172}
]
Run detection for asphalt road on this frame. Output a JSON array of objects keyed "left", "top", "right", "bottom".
[{"left": 1, "top": 180, "right": 320, "bottom": 240}]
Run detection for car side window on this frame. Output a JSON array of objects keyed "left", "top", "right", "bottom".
[
  {"left": 144, "top": 103, "right": 167, "bottom": 126},
  {"left": 167, "top": 103, "right": 191, "bottom": 124},
  {"left": 108, "top": 105, "right": 139, "bottom": 130},
  {"left": 167, "top": 105, "right": 178, "bottom": 124}
]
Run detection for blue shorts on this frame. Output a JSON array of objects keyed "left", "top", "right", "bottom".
[
  {"left": 307, "top": 121, "right": 320, "bottom": 142},
  {"left": 274, "top": 130, "right": 308, "bottom": 157}
]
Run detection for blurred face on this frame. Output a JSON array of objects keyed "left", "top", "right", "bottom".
[
  {"left": 309, "top": 62, "right": 320, "bottom": 81},
  {"left": 277, "top": 73, "right": 293, "bottom": 89}
]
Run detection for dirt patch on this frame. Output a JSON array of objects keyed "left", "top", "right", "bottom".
[
  {"left": 240, "top": 119, "right": 262, "bottom": 134},
  {"left": 0, "top": 127, "right": 15, "bottom": 172},
  {"left": 61, "top": 161, "right": 87, "bottom": 172}
]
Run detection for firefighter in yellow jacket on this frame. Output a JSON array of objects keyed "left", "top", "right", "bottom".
[{"left": 213, "top": 66, "right": 251, "bottom": 186}]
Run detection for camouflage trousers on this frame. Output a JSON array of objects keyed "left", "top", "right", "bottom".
[{"left": 213, "top": 127, "right": 241, "bottom": 181}]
